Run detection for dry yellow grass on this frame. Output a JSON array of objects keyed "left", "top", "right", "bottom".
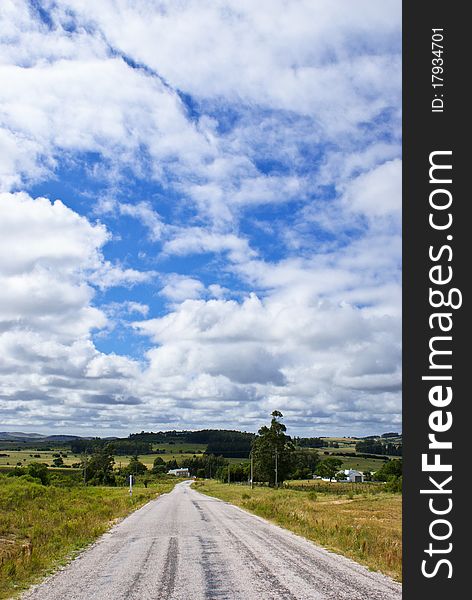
[
  {"left": 194, "top": 481, "right": 402, "bottom": 581},
  {"left": 0, "top": 477, "right": 177, "bottom": 599}
]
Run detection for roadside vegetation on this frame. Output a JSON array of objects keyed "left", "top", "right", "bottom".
[
  {"left": 0, "top": 415, "right": 402, "bottom": 593},
  {"left": 0, "top": 474, "right": 178, "bottom": 599},
  {"left": 191, "top": 411, "right": 402, "bottom": 581},
  {"left": 194, "top": 480, "right": 402, "bottom": 581}
]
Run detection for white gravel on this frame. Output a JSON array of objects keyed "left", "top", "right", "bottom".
[{"left": 22, "top": 481, "right": 402, "bottom": 599}]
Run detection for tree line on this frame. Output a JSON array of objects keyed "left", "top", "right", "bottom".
[{"left": 355, "top": 439, "right": 402, "bottom": 456}]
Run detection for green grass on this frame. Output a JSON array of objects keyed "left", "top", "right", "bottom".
[
  {"left": 0, "top": 476, "right": 178, "bottom": 599},
  {"left": 327, "top": 455, "right": 390, "bottom": 472},
  {"left": 193, "top": 480, "right": 402, "bottom": 581},
  {"left": 321, "top": 437, "right": 358, "bottom": 443},
  {"left": 283, "top": 479, "right": 386, "bottom": 493},
  {"left": 0, "top": 443, "right": 208, "bottom": 471},
  {"left": 312, "top": 450, "right": 399, "bottom": 472},
  {"left": 0, "top": 450, "right": 79, "bottom": 468},
  {"left": 122, "top": 451, "right": 203, "bottom": 467}
]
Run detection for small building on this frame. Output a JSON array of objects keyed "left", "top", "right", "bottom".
[
  {"left": 167, "top": 467, "right": 190, "bottom": 477},
  {"left": 344, "top": 469, "right": 364, "bottom": 483}
]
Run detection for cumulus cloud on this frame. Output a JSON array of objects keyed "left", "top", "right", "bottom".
[
  {"left": 0, "top": 1, "right": 402, "bottom": 435},
  {"left": 162, "top": 228, "right": 256, "bottom": 263},
  {"left": 341, "top": 159, "right": 402, "bottom": 220},
  {"left": 130, "top": 290, "right": 400, "bottom": 431},
  {"left": 0, "top": 192, "right": 152, "bottom": 431},
  {"left": 160, "top": 274, "right": 206, "bottom": 303}
]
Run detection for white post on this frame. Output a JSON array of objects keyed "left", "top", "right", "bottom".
[
  {"left": 129, "top": 474, "right": 133, "bottom": 497},
  {"left": 275, "top": 447, "right": 278, "bottom": 488},
  {"left": 250, "top": 453, "right": 254, "bottom": 489},
  {"left": 83, "top": 448, "right": 87, "bottom": 486}
]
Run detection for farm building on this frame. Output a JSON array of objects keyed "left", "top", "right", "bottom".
[
  {"left": 343, "top": 469, "right": 364, "bottom": 483},
  {"left": 167, "top": 467, "right": 190, "bottom": 477}
]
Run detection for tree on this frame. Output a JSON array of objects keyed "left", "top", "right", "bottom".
[
  {"left": 216, "top": 462, "right": 250, "bottom": 482},
  {"left": 252, "top": 411, "right": 294, "bottom": 486},
  {"left": 184, "top": 454, "right": 228, "bottom": 478},
  {"left": 52, "top": 456, "right": 64, "bottom": 468},
  {"left": 316, "top": 457, "right": 343, "bottom": 481},
  {"left": 85, "top": 446, "right": 116, "bottom": 485},
  {"left": 123, "top": 456, "right": 148, "bottom": 477},
  {"left": 151, "top": 456, "right": 167, "bottom": 475},
  {"left": 289, "top": 450, "right": 320, "bottom": 480},
  {"left": 27, "top": 462, "right": 50, "bottom": 485},
  {"left": 373, "top": 459, "right": 402, "bottom": 482}
]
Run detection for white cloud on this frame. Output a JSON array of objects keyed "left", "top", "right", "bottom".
[
  {"left": 118, "top": 202, "right": 165, "bottom": 241},
  {"left": 130, "top": 290, "right": 400, "bottom": 431},
  {"left": 89, "top": 262, "right": 156, "bottom": 290},
  {"left": 0, "top": 192, "right": 107, "bottom": 274},
  {"left": 0, "top": 192, "right": 153, "bottom": 431},
  {"left": 163, "top": 227, "right": 256, "bottom": 263},
  {"left": 0, "top": 52, "right": 214, "bottom": 191},
  {"left": 0, "top": 2, "right": 402, "bottom": 435},
  {"left": 60, "top": 1, "right": 400, "bottom": 118},
  {"left": 160, "top": 274, "right": 205, "bottom": 303},
  {"left": 341, "top": 159, "right": 402, "bottom": 219}
]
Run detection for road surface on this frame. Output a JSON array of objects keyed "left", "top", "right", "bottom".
[{"left": 23, "top": 481, "right": 402, "bottom": 600}]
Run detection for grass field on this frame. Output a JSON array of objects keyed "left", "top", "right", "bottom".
[
  {"left": 194, "top": 480, "right": 402, "bottom": 581},
  {"left": 283, "top": 479, "right": 386, "bottom": 493},
  {"left": 115, "top": 451, "right": 203, "bottom": 468},
  {"left": 309, "top": 445, "right": 399, "bottom": 473},
  {"left": 326, "top": 455, "right": 390, "bottom": 472},
  {"left": 319, "top": 437, "right": 358, "bottom": 449},
  {"left": 0, "top": 450, "right": 79, "bottom": 468},
  {"left": 0, "top": 451, "right": 390, "bottom": 476},
  {"left": 0, "top": 445, "right": 208, "bottom": 470},
  {"left": 0, "top": 476, "right": 178, "bottom": 599}
]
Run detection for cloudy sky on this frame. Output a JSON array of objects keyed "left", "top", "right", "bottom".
[{"left": 0, "top": 0, "right": 401, "bottom": 437}]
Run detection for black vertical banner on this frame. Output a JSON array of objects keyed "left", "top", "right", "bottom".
[{"left": 403, "top": 2, "right": 468, "bottom": 598}]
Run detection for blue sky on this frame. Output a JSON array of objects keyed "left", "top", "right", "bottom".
[{"left": 0, "top": 0, "right": 401, "bottom": 437}]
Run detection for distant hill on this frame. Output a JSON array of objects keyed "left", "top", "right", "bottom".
[
  {"left": 43, "top": 435, "right": 87, "bottom": 441},
  {"left": 0, "top": 432, "right": 46, "bottom": 441},
  {"left": 0, "top": 432, "right": 86, "bottom": 442}
]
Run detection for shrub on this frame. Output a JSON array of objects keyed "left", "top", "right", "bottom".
[{"left": 27, "top": 463, "right": 50, "bottom": 485}]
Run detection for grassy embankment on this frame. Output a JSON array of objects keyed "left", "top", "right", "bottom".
[
  {"left": 0, "top": 476, "right": 178, "bottom": 599},
  {"left": 194, "top": 480, "right": 402, "bottom": 582}
]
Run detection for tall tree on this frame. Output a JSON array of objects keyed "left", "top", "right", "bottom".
[
  {"left": 316, "top": 457, "right": 343, "bottom": 482},
  {"left": 252, "top": 410, "right": 294, "bottom": 486},
  {"left": 85, "top": 446, "right": 116, "bottom": 485}
]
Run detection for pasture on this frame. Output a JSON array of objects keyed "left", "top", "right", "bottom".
[{"left": 0, "top": 443, "right": 208, "bottom": 471}]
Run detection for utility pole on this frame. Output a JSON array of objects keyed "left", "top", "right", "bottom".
[{"left": 275, "top": 447, "right": 278, "bottom": 488}]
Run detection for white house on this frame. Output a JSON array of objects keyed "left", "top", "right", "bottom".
[
  {"left": 343, "top": 469, "right": 364, "bottom": 483},
  {"left": 167, "top": 467, "right": 190, "bottom": 477}
]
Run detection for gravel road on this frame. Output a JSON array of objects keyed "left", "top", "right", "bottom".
[{"left": 23, "top": 481, "right": 402, "bottom": 600}]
